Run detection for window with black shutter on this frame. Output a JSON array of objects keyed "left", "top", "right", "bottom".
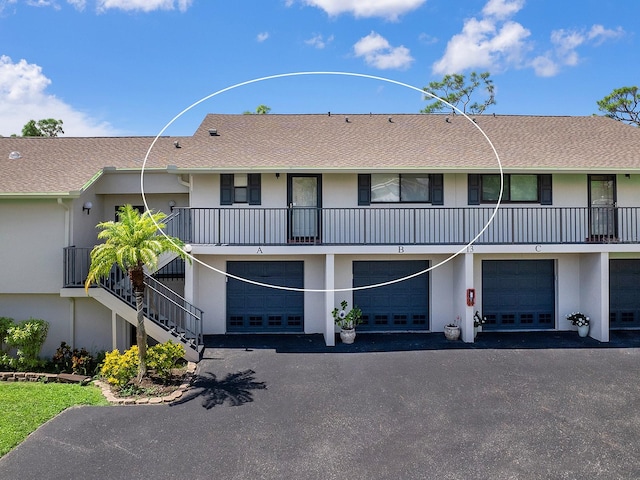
[{"left": 220, "top": 174, "right": 261, "bottom": 205}]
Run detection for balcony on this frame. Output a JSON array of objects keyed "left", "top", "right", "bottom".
[{"left": 165, "top": 206, "right": 640, "bottom": 246}]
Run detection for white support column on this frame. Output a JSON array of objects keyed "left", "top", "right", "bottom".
[
  {"left": 593, "top": 252, "right": 610, "bottom": 342},
  {"left": 461, "top": 252, "right": 475, "bottom": 343},
  {"left": 184, "top": 255, "right": 195, "bottom": 305},
  {"left": 325, "top": 254, "right": 336, "bottom": 346},
  {"left": 68, "top": 298, "right": 76, "bottom": 349},
  {"left": 111, "top": 310, "right": 118, "bottom": 351}
]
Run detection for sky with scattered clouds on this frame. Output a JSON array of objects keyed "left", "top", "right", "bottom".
[{"left": 0, "top": 0, "right": 637, "bottom": 136}]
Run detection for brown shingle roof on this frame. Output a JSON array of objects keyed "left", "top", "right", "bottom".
[{"left": 2, "top": 114, "right": 640, "bottom": 195}]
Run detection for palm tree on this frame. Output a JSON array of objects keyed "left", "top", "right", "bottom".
[{"left": 84, "top": 204, "right": 189, "bottom": 382}]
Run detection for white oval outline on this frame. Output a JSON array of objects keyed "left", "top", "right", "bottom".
[{"left": 141, "top": 71, "right": 503, "bottom": 293}]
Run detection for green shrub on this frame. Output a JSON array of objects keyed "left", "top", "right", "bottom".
[
  {"left": 5, "top": 319, "right": 49, "bottom": 371},
  {"left": 100, "top": 346, "right": 139, "bottom": 388},
  {"left": 147, "top": 340, "right": 185, "bottom": 383},
  {"left": 0, "top": 317, "right": 14, "bottom": 355}
]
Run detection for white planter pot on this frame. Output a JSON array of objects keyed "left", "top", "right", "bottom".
[
  {"left": 340, "top": 328, "right": 356, "bottom": 344},
  {"left": 444, "top": 325, "right": 461, "bottom": 341},
  {"left": 577, "top": 324, "right": 589, "bottom": 338}
]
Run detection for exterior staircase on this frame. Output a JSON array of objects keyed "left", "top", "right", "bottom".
[{"left": 63, "top": 247, "right": 203, "bottom": 362}]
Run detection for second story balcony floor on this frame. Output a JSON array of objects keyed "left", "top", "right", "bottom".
[{"left": 164, "top": 206, "right": 640, "bottom": 247}]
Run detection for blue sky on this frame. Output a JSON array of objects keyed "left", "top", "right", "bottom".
[{"left": 0, "top": 0, "right": 637, "bottom": 137}]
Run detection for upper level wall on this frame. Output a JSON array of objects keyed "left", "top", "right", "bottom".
[
  {"left": 189, "top": 172, "right": 640, "bottom": 209},
  {"left": 95, "top": 172, "right": 189, "bottom": 195},
  {"left": 0, "top": 199, "right": 66, "bottom": 294},
  {"left": 71, "top": 172, "right": 190, "bottom": 248}
]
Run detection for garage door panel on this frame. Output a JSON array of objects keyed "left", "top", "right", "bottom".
[
  {"left": 482, "top": 260, "right": 555, "bottom": 330},
  {"left": 354, "top": 260, "right": 429, "bottom": 332},
  {"left": 227, "top": 261, "right": 304, "bottom": 332},
  {"left": 610, "top": 259, "right": 640, "bottom": 328}
]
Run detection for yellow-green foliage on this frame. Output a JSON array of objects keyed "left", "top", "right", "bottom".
[
  {"left": 147, "top": 340, "right": 185, "bottom": 382},
  {"left": 4, "top": 319, "right": 49, "bottom": 370},
  {"left": 100, "top": 346, "right": 139, "bottom": 387}
]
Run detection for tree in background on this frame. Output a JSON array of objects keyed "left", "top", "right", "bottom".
[
  {"left": 597, "top": 86, "right": 639, "bottom": 127},
  {"left": 85, "top": 205, "right": 189, "bottom": 382},
  {"left": 243, "top": 104, "right": 271, "bottom": 115},
  {"left": 422, "top": 72, "right": 495, "bottom": 115},
  {"left": 21, "top": 118, "right": 64, "bottom": 137}
]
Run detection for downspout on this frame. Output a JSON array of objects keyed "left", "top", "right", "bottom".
[
  {"left": 57, "top": 197, "right": 72, "bottom": 246},
  {"left": 177, "top": 173, "right": 191, "bottom": 188},
  {"left": 58, "top": 198, "right": 75, "bottom": 347}
]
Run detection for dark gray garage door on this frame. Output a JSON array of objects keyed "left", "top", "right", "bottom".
[
  {"left": 482, "top": 260, "right": 555, "bottom": 330},
  {"left": 227, "top": 261, "right": 304, "bottom": 332},
  {"left": 353, "top": 260, "right": 429, "bottom": 331},
  {"left": 610, "top": 259, "right": 640, "bottom": 328}
]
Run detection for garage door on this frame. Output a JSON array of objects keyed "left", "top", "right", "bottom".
[
  {"left": 353, "top": 260, "right": 429, "bottom": 331},
  {"left": 227, "top": 261, "right": 304, "bottom": 332},
  {"left": 482, "top": 260, "right": 555, "bottom": 330},
  {"left": 610, "top": 259, "right": 640, "bottom": 328}
]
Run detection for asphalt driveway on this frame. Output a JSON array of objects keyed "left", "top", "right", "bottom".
[{"left": 2, "top": 332, "right": 640, "bottom": 479}]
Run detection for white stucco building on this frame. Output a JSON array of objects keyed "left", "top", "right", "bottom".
[{"left": 1, "top": 113, "right": 640, "bottom": 361}]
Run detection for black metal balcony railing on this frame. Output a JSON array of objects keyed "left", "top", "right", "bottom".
[
  {"left": 164, "top": 206, "right": 640, "bottom": 246},
  {"left": 63, "top": 247, "right": 203, "bottom": 350}
]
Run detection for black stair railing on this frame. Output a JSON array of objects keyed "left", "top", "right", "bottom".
[{"left": 63, "top": 247, "right": 203, "bottom": 352}]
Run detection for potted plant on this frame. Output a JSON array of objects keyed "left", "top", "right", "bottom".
[
  {"left": 473, "top": 311, "right": 486, "bottom": 338},
  {"left": 566, "top": 312, "right": 590, "bottom": 337},
  {"left": 332, "top": 300, "right": 363, "bottom": 344},
  {"left": 444, "top": 316, "right": 461, "bottom": 341}
]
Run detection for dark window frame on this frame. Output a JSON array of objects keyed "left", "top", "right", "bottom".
[
  {"left": 468, "top": 174, "right": 552, "bottom": 205},
  {"left": 358, "top": 173, "right": 443, "bottom": 205},
  {"left": 220, "top": 173, "right": 261, "bottom": 205}
]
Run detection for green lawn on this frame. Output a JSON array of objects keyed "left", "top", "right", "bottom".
[{"left": 0, "top": 382, "right": 108, "bottom": 457}]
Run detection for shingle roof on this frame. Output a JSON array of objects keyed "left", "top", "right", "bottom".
[{"left": 2, "top": 114, "right": 640, "bottom": 195}]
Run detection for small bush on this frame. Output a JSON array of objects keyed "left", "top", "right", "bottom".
[
  {"left": 100, "top": 346, "right": 139, "bottom": 388},
  {"left": 5, "top": 319, "right": 49, "bottom": 371},
  {"left": 147, "top": 340, "right": 185, "bottom": 383},
  {"left": 0, "top": 317, "right": 14, "bottom": 355},
  {"left": 52, "top": 342, "right": 98, "bottom": 376}
]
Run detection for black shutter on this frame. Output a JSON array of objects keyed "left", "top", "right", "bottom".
[
  {"left": 539, "top": 174, "right": 552, "bottom": 205},
  {"left": 248, "top": 174, "right": 261, "bottom": 205},
  {"left": 431, "top": 174, "right": 444, "bottom": 205},
  {"left": 468, "top": 174, "right": 481, "bottom": 205},
  {"left": 358, "top": 174, "right": 371, "bottom": 206},
  {"left": 220, "top": 174, "right": 234, "bottom": 205}
]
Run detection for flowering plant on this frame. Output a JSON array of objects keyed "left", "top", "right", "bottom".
[
  {"left": 473, "top": 311, "right": 487, "bottom": 327},
  {"left": 446, "top": 316, "right": 461, "bottom": 328},
  {"left": 332, "top": 300, "right": 363, "bottom": 330},
  {"left": 566, "top": 312, "right": 590, "bottom": 327}
]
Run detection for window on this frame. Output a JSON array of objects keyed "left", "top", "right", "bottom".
[
  {"left": 468, "top": 174, "right": 552, "bottom": 205},
  {"left": 220, "top": 174, "right": 261, "bottom": 205},
  {"left": 233, "top": 174, "right": 248, "bottom": 203},
  {"left": 358, "top": 174, "right": 443, "bottom": 205}
]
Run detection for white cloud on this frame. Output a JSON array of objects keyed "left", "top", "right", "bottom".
[
  {"left": 418, "top": 32, "right": 438, "bottom": 45},
  {"left": 290, "top": 0, "right": 426, "bottom": 21},
  {"left": 257, "top": 32, "right": 269, "bottom": 42},
  {"left": 67, "top": 0, "right": 86, "bottom": 10},
  {"left": 432, "top": 15, "right": 530, "bottom": 74},
  {"left": 530, "top": 25, "right": 626, "bottom": 77},
  {"left": 1, "top": 0, "right": 191, "bottom": 10},
  {"left": 0, "top": 56, "right": 118, "bottom": 136},
  {"left": 588, "top": 24, "right": 625, "bottom": 45},
  {"left": 433, "top": 0, "right": 624, "bottom": 78},
  {"left": 96, "top": 0, "right": 192, "bottom": 12},
  {"left": 305, "top": 33, "right": 334, "bottom": 49},
  {"left": 482, "top": 0, "right": 524, "bottom": 20},
  {"left": 353, "top": 31, "right": 414, "bottom": 70},
  {"left": 530, "top": 55, "right": 558, "bottom": 77},
  {"left": 26, "top": 0, "right": 60, "bottom": 8}
]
